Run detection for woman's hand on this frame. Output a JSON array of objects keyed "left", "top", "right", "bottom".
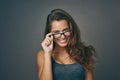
[{"left": 41, "top": 33, "right": 53, "bottom": 54}]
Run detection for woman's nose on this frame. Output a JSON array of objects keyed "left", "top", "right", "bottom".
[{"left": 60, "top": 33, "right": 65, "bottom": 39}]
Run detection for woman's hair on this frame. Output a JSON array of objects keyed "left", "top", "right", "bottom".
[{"left": 44, "top": 9, "right": 96, "bottom": 70}]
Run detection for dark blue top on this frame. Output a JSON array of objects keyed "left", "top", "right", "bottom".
[{"left": 52, "top": 58, "right": 85, "bottom": 80}]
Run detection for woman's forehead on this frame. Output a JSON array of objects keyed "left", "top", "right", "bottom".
[{"left": 50, "top": 20, "right": 69, "bottom": 31}]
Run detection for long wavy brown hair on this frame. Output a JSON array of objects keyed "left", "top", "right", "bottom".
[{"left": 44, "top": 9, "right": 96, "bottom": 70}]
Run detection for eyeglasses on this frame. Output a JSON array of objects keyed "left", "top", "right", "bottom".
[{"left": 52, "top": 29, "right": 70, "bottom": 38}]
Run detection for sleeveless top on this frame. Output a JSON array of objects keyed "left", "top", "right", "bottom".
[{"left": 52, "top": 58, "right": 85, "bottom": 80}]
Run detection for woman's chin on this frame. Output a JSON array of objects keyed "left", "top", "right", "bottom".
[{"left": 56, "top": 42, "right": 68, "bottom": 48}]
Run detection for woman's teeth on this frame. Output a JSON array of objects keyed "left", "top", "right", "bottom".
[{"left": 59, "top": 39, "right": 66, "bottom": 43}]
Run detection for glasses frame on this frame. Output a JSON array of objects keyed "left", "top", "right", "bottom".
[{"left": 52, "top": 29, "right": 70, "bottom": 38}]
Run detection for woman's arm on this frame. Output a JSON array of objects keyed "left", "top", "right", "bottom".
[
  {"left": 37, "top": 33, "right": 54, "bottom": 80},
  {"left": 37, "top": 50, "right": 53, "bottom": 80},
  {"left": 84, "top": 69, "right": 94, "bottom": 80}
]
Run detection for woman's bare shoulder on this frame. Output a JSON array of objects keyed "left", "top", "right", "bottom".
[
  {"left": 36, "top": 50, "right": 45, "bottom": 63},
  {"left": 37, "top": 50, "right": 44, "bottom": 57}
]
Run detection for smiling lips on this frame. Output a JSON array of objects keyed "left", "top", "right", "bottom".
[{"left": 58, "top": 38, "right": 67, "bottom": 43}]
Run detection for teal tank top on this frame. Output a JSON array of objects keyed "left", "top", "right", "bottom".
[{"left": 52, "top": 58, "right": 85, "bottom": 80}]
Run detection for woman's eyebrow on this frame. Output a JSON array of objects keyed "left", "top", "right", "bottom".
[
  {"left": 52, "top": 28, "right": 69, "bottom": 32},
  {"left": 52, "top": 30, "right": 60, "bottom": 33},
  {"left": 63, "top": 28, "right": 69, "bottom": 30}
]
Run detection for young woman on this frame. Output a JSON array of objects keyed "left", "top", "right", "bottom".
[{"left": 37, "top": 9, "right": 96, "bottom": 80}]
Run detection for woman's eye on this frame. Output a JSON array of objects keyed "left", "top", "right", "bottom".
[
  {"left": 54, "top": 31, "right": 60, "bottom": 34},
  {"left": 63, "top": 29, "right": 69, "bottom": 32}
]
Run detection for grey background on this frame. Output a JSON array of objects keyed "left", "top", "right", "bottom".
[{"left": 0, "top": 0, "right": 120, "bottom": 80}]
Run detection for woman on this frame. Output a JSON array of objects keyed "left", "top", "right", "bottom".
[{"left": 37, "top": 9, "right": 96, "bottom": 80}]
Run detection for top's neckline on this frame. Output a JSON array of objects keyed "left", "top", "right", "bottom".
[{"left": 52, "top": 57, "right": 77, "bottom": 65}]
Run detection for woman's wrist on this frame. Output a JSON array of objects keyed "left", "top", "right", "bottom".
[{"left": 44, "top": 51, "right": 52, "bottom": 57}]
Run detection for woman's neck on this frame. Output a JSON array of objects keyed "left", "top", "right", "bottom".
[
  {"left": 53, "top": 46, "right": 75, "bottom": 64},
  {"left": 54, "top": 46, "right": 68, "bottom": 56}
]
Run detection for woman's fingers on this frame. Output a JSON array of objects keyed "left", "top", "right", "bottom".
[
  {"left": 45, "top": 38, "right": 51, "bottom": 46},
  {"left": 46, "top": 33, "right": 53, "bottom": 38},
  {"left": 41, "top": 33, "right": 54, "bottom": 53},
  {"left": 42, "top": 33, "right": 53, "bottom": 47}
]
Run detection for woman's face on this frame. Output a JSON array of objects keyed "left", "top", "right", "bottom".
[{"left": 50, "top": 20, "right": 71, "bottom": 48}]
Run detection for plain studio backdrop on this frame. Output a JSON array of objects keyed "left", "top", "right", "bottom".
[{"left": 0, "top": 0, "right": 120, "bottom": 80}]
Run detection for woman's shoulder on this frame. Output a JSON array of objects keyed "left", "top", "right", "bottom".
[
  {"left": 37, "top": 50, "right": 44, "bottom": 56},
  {"left": 36, "top": 50, "right": 45, "bottom": 63}
]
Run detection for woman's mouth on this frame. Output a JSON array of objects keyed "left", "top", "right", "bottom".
[{"left": 59, "top": 39, "right": 67, "bottom": 43}]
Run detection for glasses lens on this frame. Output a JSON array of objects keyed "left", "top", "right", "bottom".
[
  {"left": 53, "top": 29, "right": 70, "bottom": 38},
  {"left": 64, "top": 31, "right": 70, "bottom": 36},
  {"left": 53, "top": 34, "right": 61, "bottom": 38}
]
